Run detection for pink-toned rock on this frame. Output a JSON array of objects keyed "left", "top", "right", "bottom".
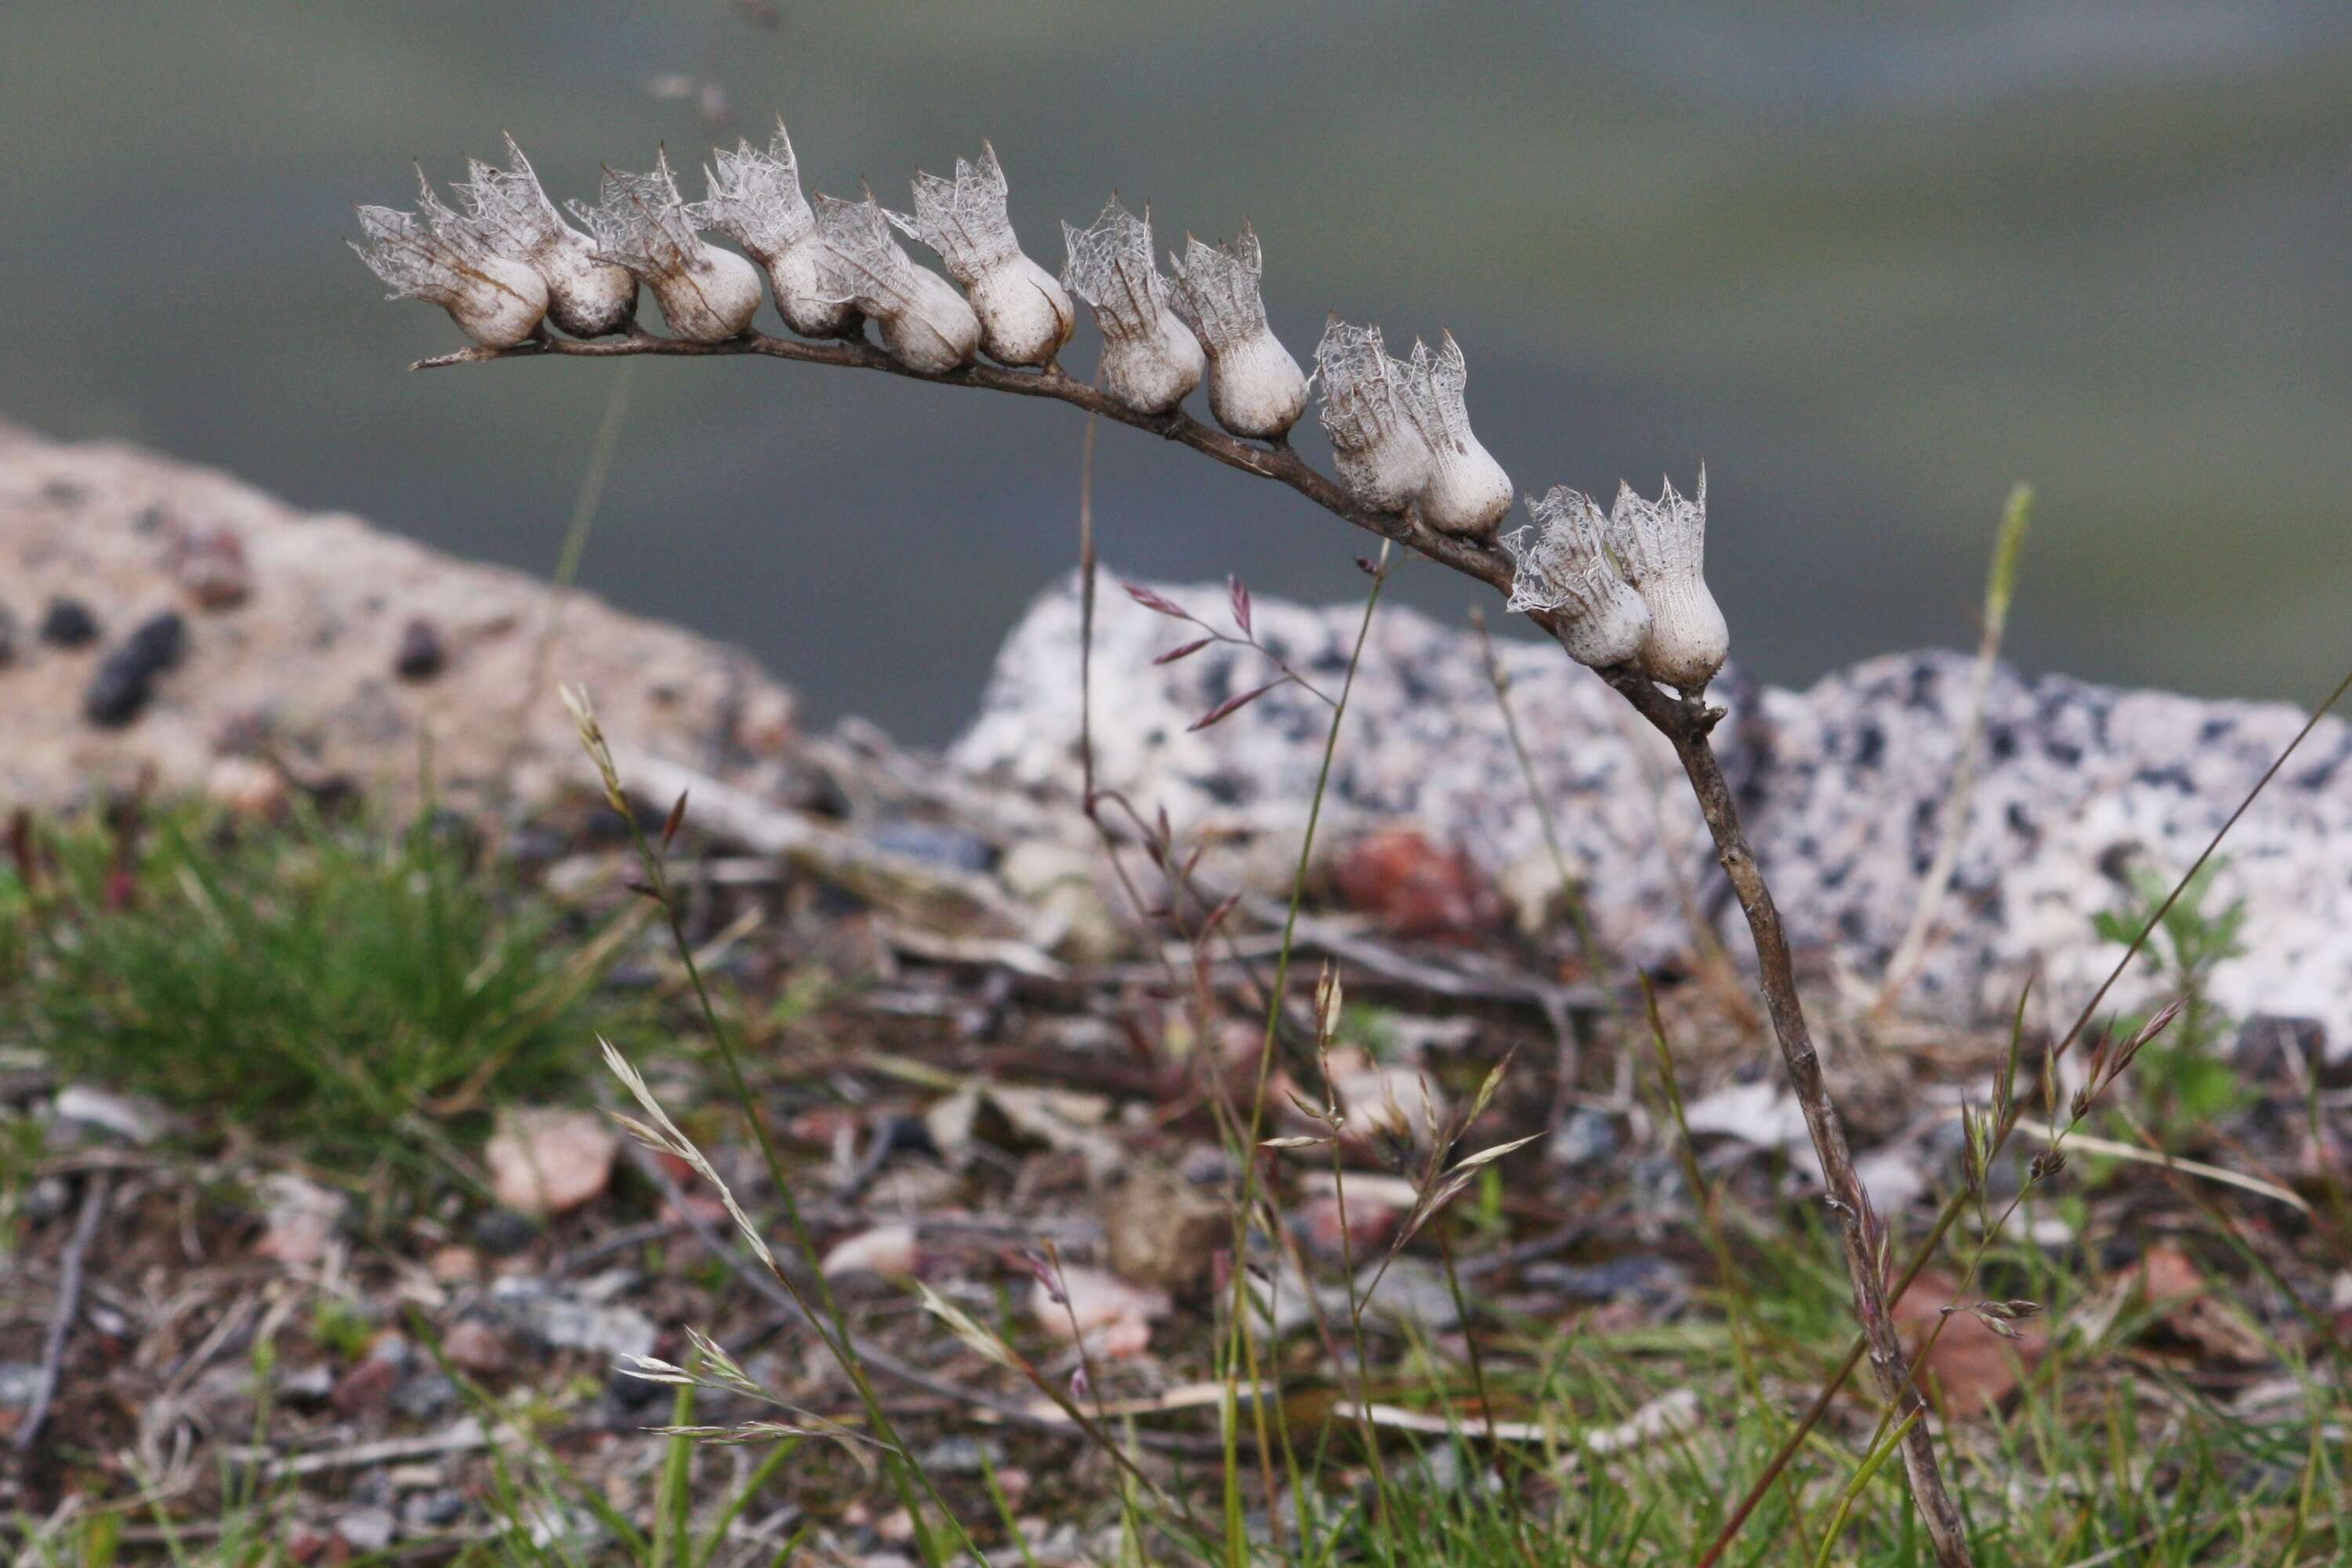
[
  {"left": 440, "top": 1317, "right": 509, "bottom": 1377},
  {"left": 821, "top": 1222, "right": 920, "bottom": 1280},
  {"left": 252, "top": 1173, "right": 346, "bottom": 1266},
  {"left": 1031, "top": 1266, "right": 1170, "bottom": 1360},
  {"left": 485, "top": 1108, "right": 617, "bottom": 1219},
  {"left": 0, "top": 418, "right": 799, "bottom": 813},
  {"left": 1331, "top": 825, "right": 1503, "bottom": 943},
  {"left": 426, "top": 1244, "right": 480, "bottom": 1284}
]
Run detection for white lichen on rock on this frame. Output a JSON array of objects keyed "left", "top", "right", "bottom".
[
  {"left": 1060, "top": 198, "right": 1204, "bottom": 415},
  {"left": 1606, "top": 471, "right": 1729, "bottom": 693},
  {"left": 568, "top": 150, "right": 761, "bottom": 344},
  {"left": 350, "top": 172, "right": 549, "bottom": 349},
  {"left": 886, "top": 142, "right": 1071, "bottom": 368},
  {"left": 1396, "top": 334, "right": 1511, "bottom": 538},
  {"left": 812, "top": 188, "right": 981, "bottom": 374},
  {"left": 1315, "top": 319, "right": 1431, "bottom": 512},
  {"left": 1168, "top": 226, "right": 1306, "bottom": 440},
  {"left": 1503, "top": 486, "right": 1652, "bottom": 668},
  {"left": 454, "top": 135, "right": 636, "bottom": 339},
  {"left": 693, "top": 120, "right": 857, "bottom": 340}
]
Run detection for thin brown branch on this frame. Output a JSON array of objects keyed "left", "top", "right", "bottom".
[{"left": 415, "top": 321, "right": 1972, "bottom": 1559}]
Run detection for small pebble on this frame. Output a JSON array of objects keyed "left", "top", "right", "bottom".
[
  {"left": 469, "top": 1206, "right": 542, "bottom": 1258},
  {"left": 440, "top": 1316, "right": 509, "bottom": 1376},
  {"left": 333, "top": 1506, "right": 397, "bottom": 1555},
  {"left": 394, "top": 617, "right": 445, "bottom": 681},
  {"left": 170, "top": 519, "right": 252, "bottom": 610},
  {"left": 39, "top": 596, "right": 100, "bottom": 649}
]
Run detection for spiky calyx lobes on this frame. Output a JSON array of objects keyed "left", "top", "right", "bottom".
[
  {"left": 1169, "top": 228, "right": 1306, "bottom": 439},
  {"left": 814, "top": 192, "right": 980, "bottom": 374},
  {"left": 568, "top": 153, "right": 759, "bottom": 343},
  {"left": 351, "top": 201, "right": 548, "bottom": 350},
  {"left": 1399, "top": 334, "right": 1510, "bottom": 538},
  {"left": 1315, "top": 318, "right": 1432, "bottom": 513},
  {"left": 458, "top": 135, "right": 636, "bottom": 339},
  {"left": 1502, "top": 487, "right": 1652, "bottom": 668},
  {"left": 1607, "top": 472, "right": 1727, "bottom": 692},
  {"left": 886, "top": 143, "right": 1071, "bottom": 368},
  {"left": 696, "top": 121, "right": 858, "bottom": 340},
  {"left": 1061, "top": 198, "right": 1205, "bottom": 415}
]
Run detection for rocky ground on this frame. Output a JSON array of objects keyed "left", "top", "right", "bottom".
[{"left": 5, "top": 425, "right": 2351, "bottom": 1563}]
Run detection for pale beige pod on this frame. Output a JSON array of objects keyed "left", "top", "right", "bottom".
[
  {"left": 886, "top": 142, "right": 1072, "bottom": 368},
  {"left": 568, "top": 151, "right": 760, "bottom": 344},
  {"left": 693, "top": 118, "right": 859, "bottom": 340},
  {"left": 1397, "top": 333, "right": 1512, "bottom": 538},
  {"left": 1501, "top": 486, "right": 1652, "bottom": 668},
  {"left": 351, "top": 179, "right": 549, "bottom": 349},
  {"left": 1168, "top": 225, "right": 1306, "bottom": 440},
  {"left": 1607, "top": 470, "right": 1730, "bottom": 693},
  {"left": 456, "top": 134, "right": 636, "bottom": 339},
  {"left": 1314, "top": 317, "right": 1431, "bottom": 512},
  {"left": 1061, "top": 198, "right": 1204, "bottom": 415},
  {"left": 812, "top": 190, "right": 982, "bottom": 374}
]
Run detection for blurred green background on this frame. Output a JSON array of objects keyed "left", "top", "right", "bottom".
[{"left": 6, "top": 2, "right": 2347, "bottom": 739}]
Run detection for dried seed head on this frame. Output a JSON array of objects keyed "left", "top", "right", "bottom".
[
  {"left": 1315, "top": 317, "right": 1432, "bottom": 512},
  {"left": 694, "top": 119, "right": 857, "bottom": 339},
  {"left": 886, "top": 142, "right": 1071, "bottom": 367},
  {"left": 813, "top": 188, "right": 981, "bottom": 373},
  {"left": 1606, "top": 470, "right": 1730, "bottom": 693},
  {"left": 1061, "top": 197, "right": 1203, "bottom": 414},
  {"left": 1397, "top": 334, "right": 1511, "bottom": 538},
  {"left": 1169, "top": 226, "right": 1306, "bottom": 440},
  {"left": 351, "top": 175, "right": 549, "bottom": 350},
  {"left": 568, "top": 150, "right": 761, "bottom": 343},
  {"left": 1502, "top": 487, "right": 1653, "bottom": 668},
  {"left": 455, "top": 134, "right": 636, "bottom": 339}
]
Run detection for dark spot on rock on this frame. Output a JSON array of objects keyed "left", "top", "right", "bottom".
[
  {"left": 2046, "top": 739, "right": 2082, "bottom": 766},
  {"left": 1837, "top": 907, "right": 1867, "bottom": 942},
  {"left": 82, "top": 612, "right": 187, "bottom": 728},
  {"left": 2133, "top": 764, "right": 2193, "bottom": 792},
  {"left": 393, "top": 618, "right": 444, "bottom": 681},
  {"left": 1988, "top": 724, "right": 2017, "bottom": 761},
  {"left": 1198, "top": 770, "right": 1247, "bottom": 805},
  {"left": 2006, "top": 802, "right": 2039, "bottom": 841},
  {"left": 2199, "top": 717, "right": 2235, "bottom": 744},
  {"left": 39, "top": 597, "right": 100, "bottom": 649},
  {"left": 40, "top": 478, "right": 85, "bottom": 508},
  {"left": 1853, "top": 722, "right": 1885, "bottom": 770},
  {"left": 1905, "top": 661, "right": 1940, "bottom": 711}
]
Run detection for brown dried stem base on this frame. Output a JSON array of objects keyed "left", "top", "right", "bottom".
[{"left": 415, "top": 323, "right": 1973, "bottom": 1566}]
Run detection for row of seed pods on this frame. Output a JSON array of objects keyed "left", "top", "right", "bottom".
[{"left": 354, "top": 122, "right": 1725, "bottom": 693}]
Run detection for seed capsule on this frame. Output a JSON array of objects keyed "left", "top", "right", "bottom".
[
  {"left": 1607, "top": 470, "right": 1729, "bottom": 693},
  {"left": 455, "top": 135, "right": 636, "bottom": 339},
  {"left": 886, "top": 142, "right": 1071, "bottom": 368},
  {"left": 568, "top": 151, "right": 761, "bottom": 344},
  {"left": 1060, "top": 199, "right": 1204, "bottom": 415},
  {"left": 1397, "top": 333, "right": 1510, "bottom": 538},
  {"left": 1314, "top": 318, "right": 1430, "bottom": 512},
  {"left": 1502, "top": 487, "right": 1652, "bottom": 668},
  {"left": 813, "top": 189, "right": 982, "bottom": 374},
  {"left": 351, "top": 175, "right": 549, "bottom": 349},
  {"left": 1168, "top": 225, "right": 1306, "bottom": 440},
  {"left": 693, "top": 119, "right": 859, "bottom": 340}
]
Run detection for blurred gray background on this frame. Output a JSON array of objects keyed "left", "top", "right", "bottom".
[{"left": 7, "top": 2, "right": 2347, "bottom": 741}]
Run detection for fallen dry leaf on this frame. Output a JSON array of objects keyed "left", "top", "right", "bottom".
[
  {"left": 1893, "top": 1269, "right": 2045, "bottom": 1417},
  {"left": 486, "top": 1108, "right": 618, "bottom": 1219}
]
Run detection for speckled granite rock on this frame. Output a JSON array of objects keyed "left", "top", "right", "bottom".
[
  {"left": 955, "top": 574, "right": 2352, "bottom": 1058},
  {"left": 0, "top": 419, "right": 797, "bottom": 812}
]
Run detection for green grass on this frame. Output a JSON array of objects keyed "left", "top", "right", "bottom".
[{"left": 0, "top": 799, "right": 644, "bottom": 1186}]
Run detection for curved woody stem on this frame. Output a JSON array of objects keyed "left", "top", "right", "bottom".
[{"left": 416, "top": 323, "right": 1975, "bottom": 1566}]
